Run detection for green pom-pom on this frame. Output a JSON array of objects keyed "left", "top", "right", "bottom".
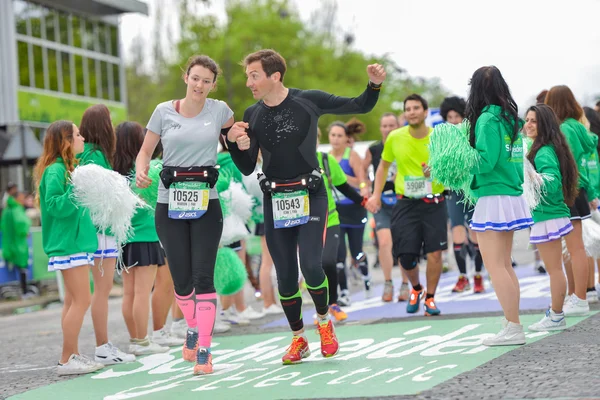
[
  {"left": 131, "top": 159, "right": 162, "bottom": 209},
  {"left": 429, "top": 121, "right": 478, "bottom": 203},
  {"left": 214, "top": 246, "right": 248, "bottom": 295}
]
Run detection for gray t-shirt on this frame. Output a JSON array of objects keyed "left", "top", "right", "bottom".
[{"left": 146, "top": 99, "right": 234, "bottom": 203}]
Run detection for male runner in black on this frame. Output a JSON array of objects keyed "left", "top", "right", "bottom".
[{"left": 226, "top": 49, "right": 385, "bottom": 364}]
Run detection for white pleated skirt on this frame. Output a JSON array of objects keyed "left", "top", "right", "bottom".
[
  {"left": 530, "top": 217, "right": 573, "bottom": 244},
  {"left": 48, "top": 253, "right": 94, "bottom": 271},
  {"left": 470, "top": 195, "right": 533, "bottom": 232}
]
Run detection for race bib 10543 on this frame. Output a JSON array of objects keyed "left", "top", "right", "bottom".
[
  {"left": 272, "top": 190, "right": 310, "bottom": 229},
  {"left": 168, "top": 182, "right": 209, "bottom": 219}
]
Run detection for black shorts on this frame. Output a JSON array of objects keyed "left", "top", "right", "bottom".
[
  {"left": 391, "top": 198, "right": 449, "bottom": 259},
  {"left": 569, "top": 188, "right": 591, "bottom": 221},
  {"left": 446, "top": 190, "right": 474, "bottom": 228},
  {"left": 123, "top": 242, "right": 166, "bottom": 268}
]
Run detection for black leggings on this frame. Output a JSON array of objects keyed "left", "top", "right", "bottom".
[
  {"left": 322, "top": 225, "right": 340, "bottom": 305},
  {"left": 337, "top": 225, "right": 367, "bottom": 288},
  {"left": 264, "top": 184, "right": 329, "bottom": 330},
  {"left": 264, "top": 185, "right": 328, "bottom": 293},
  {"left": 155, "top": 200, "right": 223, "bottom": 296},
  {"left": 337, "top": 226, "right": 366, "bottom": 263}
]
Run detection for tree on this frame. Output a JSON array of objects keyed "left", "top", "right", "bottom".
[{"left": 125, "top": 0, "right": 449, "bottom": 141}]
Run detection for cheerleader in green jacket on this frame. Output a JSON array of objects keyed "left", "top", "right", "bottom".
[
  {"left": 78, "top": 104, "right": 135, "bottom": 365},
  {"left": 545, "top": 85, "right": 593, "bottom": 316},
  {"left": 524, "top": 105, "right": 579, "bottom": 331},
  {"left": 114, "top": 121, "right": 170, "bottom": 356},
  {"left": 34, "top": 120, "right": 103, "bottom": 375},
  {"left": 466, "top": 66, "right": 533, "bottom": 346}
]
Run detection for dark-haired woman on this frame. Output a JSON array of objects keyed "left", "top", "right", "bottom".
[
  {"left": 114, "top": 121, "right": 172, "bottom": 355},
  {"left": 78, "top": 104, "right": 136, "bottom": 365},
  {"left": 328, "top": 119, "right": 371, "bottom": 305},
  {"left": 545, "top": 85, "right": 594, "bottom": 316},
  {"left": 136, "top": 55, "right": 234, "bottom": 375},
  {"left": 440, "top": 96, "right": 484, "bottom": 294},
  {"left": 524, "top": 105, "right": 579, "bottom": 331},
  {"left": 466, "top": 66, "right": 533, "bottom": 346}
]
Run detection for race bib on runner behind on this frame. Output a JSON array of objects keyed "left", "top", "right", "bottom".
[
  {"left": 272, "top": 190, "right": 310, "bottom": 229},
  {"left": 404, "top": 176, "right": 432, "bottom": 198},
  {"left": 168, "top": 182, "right": 210, "bottom": 219}
]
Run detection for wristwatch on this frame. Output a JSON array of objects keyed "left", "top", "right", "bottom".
[{"left": 368, "top": 81, "right": 382, "bottom": 89}]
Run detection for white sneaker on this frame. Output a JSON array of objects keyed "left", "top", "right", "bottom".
[
  {"left": 483, "top": 321, "right": 526, "bottom": 346},
  {"left": 238, "top": 307, "right": 265, "bottom": 320},
  {"left": 338, "top": 290, "right": 351, "bottom": 307},
  {"left": 586, "top": 290, "right": 599, "bottom": 304},
  {"left": 214, "top": 319, "right": 231, "bottom": 334},
  {"left": 170, "top": 319, "right": 188, "bottom": 339},
  {"left": 77, "top": 354, "right": 105, "bottom": 371},
  {"left": 153, "top": 328, "right": 182, "bottom": 347},
  {"left": 57, "top": 354, "right": 103, "bottom": 376},
  {"left": 221, "top": 308, "right": 250, "bottom": 325},
  {"left": 262, "top": 304, "right": 284, "bottom": 315},
  {"left": 129, "top": 341, "right": 169, "bottom": 356},
  {"left": 95, "top": 342, "right": 136, "bottom": 365},
  {"left": 528, "top": 309, "right": 567, "bottom": 332},
  {"left": 563, "top": 295, "right": 590, "bottom": 317}
]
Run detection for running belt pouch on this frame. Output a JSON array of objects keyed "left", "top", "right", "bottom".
[
  {"left": 160, "top": 166, "right": 219, "bottom": 188},
  {"left": 264, "top": 171, "right": 323, "bottom": 194}
]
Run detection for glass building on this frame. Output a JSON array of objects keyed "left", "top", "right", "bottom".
[{"left": 0, "top": 0, "right": 148, "bottom": 191}]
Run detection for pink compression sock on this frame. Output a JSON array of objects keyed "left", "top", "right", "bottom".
[
  {"left": 195, "top": 292, "right": 217, "bottom": 348},
  {"left": 175, "top": 290, "right": 197, "bottom": 328}
]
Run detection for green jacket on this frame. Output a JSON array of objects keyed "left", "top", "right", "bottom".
[
  {"left": 531, "top": 145, "right": 570, "bottom": 223},
  {"left": 470, "top": 105, "right": 524, "bottom": 198},
  {"left": 1, "top": 196, "right": 31, "bottom": 268},
  {"left": 561, "top": 118, "right": 596, "bottom": 199},
  {"left": 39, "top": 159, "right": 98, "bottom": 257},
  {"left": 126, "top": 166, "right": 159, "bottom": 244},
  {"left": 585, "top": 133, "right": 599, "bottom": 201}
]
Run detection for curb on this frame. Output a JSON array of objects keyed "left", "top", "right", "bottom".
[
  {"left": 0, "top": 286, "right": 124, "bottom": 316},
  {"left": 0, "top": 294, "right": 60, "bottom": 316}
]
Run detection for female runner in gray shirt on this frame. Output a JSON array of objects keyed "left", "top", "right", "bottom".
[{"left": 135, "top": 55, "right": 234, "bottom": 376}]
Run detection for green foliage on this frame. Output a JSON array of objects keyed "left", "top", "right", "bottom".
[{"left": 125, "top": 0, "right": 449, "bottom": 141}]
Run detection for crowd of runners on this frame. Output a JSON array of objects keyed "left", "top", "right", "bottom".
[{"left": 28, "top": 48, "right": 600, "bottom": 376}]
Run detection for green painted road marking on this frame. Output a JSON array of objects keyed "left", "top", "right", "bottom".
[{"left": 10, "top": 314, "right": 593, "bottom": 400}]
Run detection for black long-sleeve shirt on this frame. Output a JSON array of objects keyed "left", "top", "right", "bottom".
[{"left": 229, "top": 83, "right": 380, "bottom": 179}]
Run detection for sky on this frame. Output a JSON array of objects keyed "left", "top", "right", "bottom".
[{"left": 120, "top": 0, "right": 600, "bottom": 112}]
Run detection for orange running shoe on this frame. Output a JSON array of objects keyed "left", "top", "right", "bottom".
[
  {"left": 473, "top": 275, "right": 485, "bottom": 293},
  {"left": 406, "top": 287, "right": 424, "bottom": 313},
  {"left": 193, "top": 348, "right": 213, "bottom": 375},
  {"left": 424, "top": 297, "right": 441, "bottom": 316},
  {"left": 282, "top": 336, "right": 311, "bottom": 365},
  {"left": 452, "top": 276, "right": 471, "bottom": 293},
  {"left": 329, "top": 304, "right": 348, "bottom": 322},
  {"left": 182, "top": 330, "right": 198, "bottom": 362},
  {"left": 317, "top": 319, "right": 339, "bottom": 358}
]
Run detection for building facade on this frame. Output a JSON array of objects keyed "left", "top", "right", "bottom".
[{"left": 0, "top": 0, "right": 147, "bottom": 190}]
